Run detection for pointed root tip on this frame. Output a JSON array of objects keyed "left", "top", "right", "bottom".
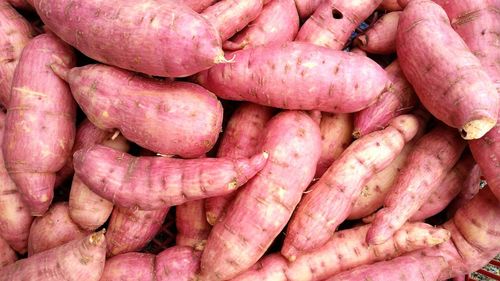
[
  {"left": 354, "top": 35, "right": 367, "bottom": 47},
  {"left": 352, "top": 130, "right": 361, "bottom": 139}
]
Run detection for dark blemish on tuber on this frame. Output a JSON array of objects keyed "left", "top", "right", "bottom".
[{"left": 332, "top": 9, "right": 343, "bottom": 19}]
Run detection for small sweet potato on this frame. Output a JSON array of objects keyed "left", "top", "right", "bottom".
[
  {"left": 27, "top": 202, "right": 89, "bottom": 256},
  {"left": 200, "top": 111, "right": 322, "bottom": 280},
  {"left": 355, "top": 12, "right": 400, "bottom": 55},
  {"left": 282, "top": 115, "right": 419, "bottom": 260},
  {"left": 74, "top": 145, "right": 268, "bottom": 210},
  {"left": 0, "top": 231, "right": 106, "bottom": 281},
  {"left": 0, "top": 237, "right": 16, "bottom": 268},
  {"left": 53, "top": 63, "right": 223, "bottom": 158},
  {"left": 205, "top": 103, "right": 273, "bottom": 225},
  {"left": 396, "top": 0, "right": 499, "bottom": 139},
  {"left": 196, "top": 42, "right": 389, "bottom": 113},
  {"left": 29, "top": 0, "right": 225, "bottom": 77},
  {"left": 176, "top": 200, "right": 211, "bottom": 250},
  {"left": 3, "top": 33, "right": 76, "bottom": 216},
  {"left": 100, "top": 252, "right": 155, "bottom": 281},
  {"left": 223, "top": 0, "right": 299, "bottom": 50}
]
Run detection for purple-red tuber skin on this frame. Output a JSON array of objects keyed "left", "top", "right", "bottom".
[
  {"left": 296, "top": 0, "right": 383, "bottom": 49},
  {"left": 294, "top": 0, "right": 323, "bottom": 19},
  {"left": 396, "top": 0, "right": 499, "bottom": 140},
  {"left": 176, "top": 200, "right": 211, "bottom": 250},
  {"left": 0, "top": 112, "right": 32, "bottom": 254},
  {"left": 470, "top": 121, "right": 499, "bottom": 200},
  {"left": 3, "top": 33, "right": 76, "bottom": 216},
  {"left": 205, "top": 103, "right": 274, "bottom": 225},
  {"left": 59, "top": 64, "right": 223, "bottom": 158},
  {"left": 353, "top": 60, "right": 417, "bottom": 137},
  {"left": 355, "top": 11, "right": 401, "bottom": 55},
  {"left": 447, "top": 164, "right": 482, "bottom": 217},
  {"left": 106, "top": 207, "right": 169, "bottom": 257},
  {"left": 0, "top": 1, "right": 34, "bottom": 107},
  {"left": 0, "top": 231, "right": 106, "bottom": 281},
  {"left": 0, "top": 237, "right": 16, "bottom": 268},
  {"left": 197, "top": 42, "right": 390, "bottom": 113},
  {"left": 366, "top": 125, "right": 466, "bottom": 245},
  {"left": 29, "top": 0, "right": 224, "bottom": 77},
  {"left": 380, "top": 0, "right": 403, "bottom": 11},
  {"left": 27, "top": 202, "right": 89, "bottom": 256},
  {"left": 282, "top": 114, "right": 420, "bottom": 261},
  {"left": 231, "top": 254, "right": 288, "bottom": 281},
  {"left": 180, "top": 0, "right": 218, "bottom": 12},
  {"left": 73, "top": 145, "right": 268, "bottom": 210},
  {"left": 200, "top": 111, "right": 322, "bottom": 280},
  {"left": 100, "top": 252, "right": 156, "bottom": 281},
  {"left": 202, "top": 0, "right": 263, "bottom": 42},
  {"left": 223, "top": 0, "right": 299, "bottom": 51}
]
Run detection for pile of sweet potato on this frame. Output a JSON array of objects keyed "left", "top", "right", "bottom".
[{"left": 0, "top": 0, "right": 498, "bottom": 280}]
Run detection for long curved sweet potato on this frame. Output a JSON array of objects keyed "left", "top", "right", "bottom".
[
  {"left": 354, "top": 11, "right": 401, "bottom": 55},
  {"left": 3, "top": 33, "right": 76, "bottom": 216},
  {"left": 53, "top": 63, "right": 223, "bottom": 158},
  {"left": 0, "top": 237, "right": 16, "bottom": 268},
  {"left": 200, "top": 111, "right": 322, "bottom": 280},
  {"left": 205, "top": 103, "right": 273, "bottom": 225},
  {"left": 0, "top": 231, "right": 106, "bottom": 281},
  {"left": 282, "top": 115, "right": 420, "bottom": 261},
  {"left": 176, "top": 200, "right": 210, "bottom": 250},
  {"left": 223, "top": 0, "right": 299, "bottom": 50},
  {"left": 29, "top": 0, "right": 225, "bottom": 77},
  {"left": 366, "top": 125, "right": 466, "bottom": 245},
  {"left": 74, "top": 145, "right": 268, "bottom": 210},
  {"left": 396, "top": 0, "right": 499, "bottom": 140},
  {"left": 197, "top": 42, "right": 389, "bottom": 113}
]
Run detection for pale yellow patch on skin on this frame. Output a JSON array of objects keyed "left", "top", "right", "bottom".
[
  {"left": 302, "top": 61, "right": 318, "bottom": 69},
  {"left": 102, "top": 111, "right": 109, "bottom": 118},
  {"left": 12, "top": 87, "right": 47, "bottom": 98}
]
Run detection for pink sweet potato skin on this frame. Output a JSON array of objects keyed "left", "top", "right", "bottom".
[
  {"left": 296, "top": 0, "right": 383, "bottom": 49},
  {"left": 0, "top": 112, "right": 32, "bottom": 254},
  {"left": 205, "top": 103, "right": 273, "bottom": 225},
  {"left": 285, "top": 222, "right": 449, "bottom": 281},
  {"left": 315, "top": 113, "right": 353, "bottom": 178},
  {"left": 380, "top": 0, "right": 402, "bottom": 11},
  {"left": 223, "top": 0, "right": 299, "bottom": 50},
  {"left": 353, "top": 60, "right": 417, "bottom": 137},
  {"left": 100, "top": 252, "right": 155, "bottom": 281},
  {"left": 176, "top": 200, "right": 210, "bottom": 250},
  {"left": 27, "top": 202, "right": 89, "bottom": 256},
  {"left": 355, "top": 11, "right": 400, "bottom": 54},
  {"left": 294, "top": 0, "right": 322, "bottom": 19},
  {"left": 74, "top": 145, "right": 268, "bottom": 210},
  {"left": 200, "top": 111, "right": 322, "bottom": 280},
  {"left": 0, "top": 1, "right": 33, "bottom": 107},
  {"left": 202, "top": 0, "right": 263, "bottom": 42},
  {"left": 396, "top": 0, "right": 499, "bottom": 140},
  {"left": 106, "top": 207, "right": 169, "bottom": 256},
  {"left": 447, "top": 164, "right": 481, "bottom": 216},
  {"left": 231, "top": 254, "right": 288, "bottom": 281},
  {"left": 0, "top": 232, "right": 106, "bottom": 281},
  {"left": 180, "top": 0, "right": 218, "bottom": 12},
  {"left": 30, "top": 0, "right": 224, "bottom": 77},
  {"left": 410, "top": 154, "right": 475, "bottom": 221},
  {"left": 327, "top": 255, "right": 444, "bottom": 281},
  {"left": 3, "top": 33, "right": 76, "bottom": 216},
  {"left": 282, "top": 115, "right": 419, "bottom": 260},
  {"left": 197, "top": 42, "right": 389, "bottom": 113},
  {"left": 155, "top": 246, "right": 201, "bottom": 281},
  {"left": 366, "top": 125, "right": 466, "bottom": 245},
  {"left": 62, "top": 64, "right": 223, "bottom": 158},
  {"left": 0, "top": 237, "right": 16, "bottom": 267}
]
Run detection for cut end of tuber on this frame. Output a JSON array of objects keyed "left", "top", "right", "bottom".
[
  {"left": 352, "top": 130, "right": 361, "bottom": 139},
  {"left": 89, "top": 229, "right": 106, "bottom": 246},
  {"left": 262, "top": 151, "right": 269, "bottom": 159},
  {"left": 460, "top": 118, "right": 496, "bottom": 140},
  {"left": 214, "top": 53, "right": 236, "bottom": 64}
]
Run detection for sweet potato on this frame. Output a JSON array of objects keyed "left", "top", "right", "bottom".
[
  {"left": 355, "top": 11, "right": 400, "bottom": 55},
  {"left": 315, "top": 113, "right": 353, "bottom": 178},
  {"left": 296, "top": 0, "right": 383, "bottom": 49},
  {"left": 27, "top": 202, "right": 89, "bottom": 256},
  {"left": 223, "top": 0, "right": 299, "bottom": 50},
  {"left": 196, "top": 42, "right": 389, "bottom": 113},
  {"left": 202, "top": 0, "right": 263, "bottom": 42},
  {"left": 205, "top": 103, "right": 273, "bottom": 225},
  {"left": 0, "top": 237, "right": 16, "bottom": 268},
  {"left": 200, "top": 111, "right": 322, "bottom": 280},
  {"left": 0, "top": 231, "right": 106, "bottom": 281},
  {"left": 3, "top": 33, "right": 76, "bottom": 216},
  {"left": 282, "top": 115, "right": 420, "bottom": 260},
  {"left": 380, "top": 0, "right": 402, "bottom": 11},
  {"left": 294, "top": 0, "right": 322, "bottom": 19},
  {"left": 366, "top": 125, "right": 466, "bottom": 245},
  {"left": 176, "top": 200, "right": 211, "bottom": 250},
  {"left": 181, "top": 0, "right": 219, "bottom": 12},
  {"left": 100, "top": 252, "right": 155, "bottom": 281},
  {"left": 349, "top": 47, "right": 367, "bottom": 56},
  {"left": 156, "top": 246, "right": 201, "bottom": 281},
  {"left": 231, "top": 254, "right": 288, "bottom": 281},
  {"left": 53, "top": 63, "right": 223, "bottom": 158},
  {"left": 0, "top": 1, "right": 33, "bottom": 107},
  {"left": 0, "top": 112, "right": 32, "bottom": 254},
  {"left": 447, "top": 164, "right": 482, "bottom": 216},
  {"left": 74, "top": 145, "right": 268, "bottom": 210},
  {"left": 353, "top": 60, "right": 417, "bottom": 137},
  {"left": 327, "top": 255, "right": 445, "bottom": 281},
  {"left": 410, "top": 154, "right": 475, "bottom": 221},
  {"left": 396, "top": 0, "right": 499, "bottom": 140},
  {"left": 106, "top": 207, "right": 169, "bottom": 256},
  {"left": 29, "top": 0, "right": 225, "bottom": 77}
]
